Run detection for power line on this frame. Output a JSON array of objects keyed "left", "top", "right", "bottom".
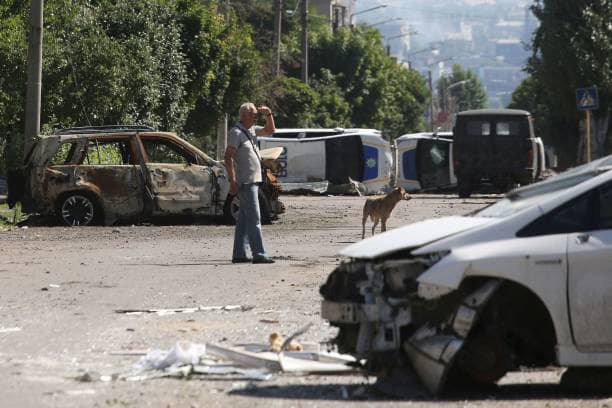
[{"left": 369, "top": 4, "right": 503, "bottom": 22}]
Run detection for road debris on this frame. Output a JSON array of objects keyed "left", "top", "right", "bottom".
[
  {"left": 114, "top": 304, "right": 254, "bottom": 316},
  {"left": 0, "top": 327, "right": 21, "bottom": 333},
  {"left": 269, "top": 332, "right": 302, "bottom": 352},
  {"left": 280, "top": 322, "right": 312, "bottom": 351},
  {"left": 96, "top": 336, "right": 361, "bottom": 384},
  {"left": 258, "top": 319, "right": 279, "bottom": 324},
  {"left": 134, "top": 342, "right": 207, "bottom": 371}
]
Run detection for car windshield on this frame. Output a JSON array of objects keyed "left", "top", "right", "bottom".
[
  {"left": 509, "top": 155, "right": 612, "bottom": 199},
  {"left": 474, "top": 191, "right": 561, "bottom": 218},
  {"left": 474, "top": 156, "right": 612, "bottom": 219}
]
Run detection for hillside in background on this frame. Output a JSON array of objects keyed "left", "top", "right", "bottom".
[{"left": 355, "top": 0, "right": 537, "bottom": 108}]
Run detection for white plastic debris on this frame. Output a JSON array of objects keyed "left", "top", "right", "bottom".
[
  {"left": 133, "top": 342, "right": 207, "bottom": 371},
  {"left": 0, "top": 327, "right": 21, "bottom": 334},
  {"left": 115, "top": 305, "right": 254, "bottom": 316}
]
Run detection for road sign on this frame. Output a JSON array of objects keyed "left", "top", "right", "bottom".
[{"left": 576, "top": 86, "right": 599, "bottom": 110}]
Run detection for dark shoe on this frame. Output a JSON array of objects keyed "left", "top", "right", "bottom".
[
  {"left": 232, "top": 257, "right": 252, "bottom": 264},
  {"left": 252, "top": 256, "right": 275, "bottom": 264}
]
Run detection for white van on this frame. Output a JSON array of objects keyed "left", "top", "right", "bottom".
[
  {"left": 395, "top": 132, "right": 456, "bottom": 192},
  {"left": 259, "top": 129, "right": 392, "bottom": 195}
]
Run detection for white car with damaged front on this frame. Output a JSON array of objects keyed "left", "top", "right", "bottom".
[{"left": 320, "top": 155, "right": 612, "bottom": 395}]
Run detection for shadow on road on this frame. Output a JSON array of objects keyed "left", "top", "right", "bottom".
[{"left": 230, "top": 382, "right": 612, "bottom": 402}]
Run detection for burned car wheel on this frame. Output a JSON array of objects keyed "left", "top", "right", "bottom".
[
  {"left": 223, "top": 193, "right": 272, "bottom": 225},
  {"left": 57, "top": 193, "right": 100, "bottom": 226},
  {"left": 223, "top": 194, "right": 240, "bottom": 224}
]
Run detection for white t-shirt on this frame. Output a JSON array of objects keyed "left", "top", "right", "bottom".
[{"left": 228, "top": 123, "right": 263, "bottom": 184}]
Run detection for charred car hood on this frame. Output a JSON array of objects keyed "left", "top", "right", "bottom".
[{"left": 340, "top": 216, "right": 493, "bottom": 259}]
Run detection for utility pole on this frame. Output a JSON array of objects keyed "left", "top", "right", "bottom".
[
  {"left": 273, "top": 0, "right": 283, "bottom": 76},
  {"left": 216, "top": 0, "right": 230, "bottom": 161},
  {"left": 428, "top": 70, "right": 434, "bottom": 131},
  {"left": 24, "top": 0, "right": 44, "bottom": 160},
  {"left": 301, "top": 0, "right": 309, "bottom": 84}
]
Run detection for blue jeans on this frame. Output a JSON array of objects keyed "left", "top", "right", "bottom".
[{"left": 232, "top": 183, "right": 267, "bottom": 259}]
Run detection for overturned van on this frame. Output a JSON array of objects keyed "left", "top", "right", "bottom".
[
  {"left": 395, "top": 132, "right": 456, "bottom": 192},
  {"left": 259, "top": 130, "right": 393, "bottom": 195},
  {"left": 8, "top": 126, "right": 284, "bottom": 226}
]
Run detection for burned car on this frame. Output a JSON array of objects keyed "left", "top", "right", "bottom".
[
  {"left": 321, "top": 155, "right": 612, "bottom": 394},
  {"left": 8, "top": 126, "right": 284, "bottom": 226}
]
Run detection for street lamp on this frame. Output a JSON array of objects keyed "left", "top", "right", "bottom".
[
  {"left": 405, "top": 46, "right": 438, "bottom": 58},
  {"left": 446, "top": 79, "right": 471, "bottom": 92},
  {"left": 438, "top": 79, "right": 473, "bottom": 130},
  {"left": 384, "top": 30, "right": 417, "bottom": 55},
  {"left": 424, "top": 57, "right": 453, "bottom": 131},
  {"left": 349, "top": 5, "right": 387, "bottom": 26},
  {"left": 369, "top": 17, "right": 402, "bottom": 27}
]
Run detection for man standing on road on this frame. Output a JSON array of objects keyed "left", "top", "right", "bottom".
[{"left": 225, "top": 102, "right": 276, "bottom": 264}]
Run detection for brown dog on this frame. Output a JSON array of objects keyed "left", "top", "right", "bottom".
[{"left": 362, "top": 187, "right": 411, "bottom": 239}]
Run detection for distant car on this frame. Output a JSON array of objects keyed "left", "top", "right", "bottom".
[
  {"left": 453, "top": 109, "right": 545, "bottom": 197},
  {"left": 321, "top": 155, "right": 612, "bottom": 394},
  {"left": 395, "top": 132, "right": 455, "bottom": 192},
  {"left": 259, "top": 129, "right": 392, "bottom": 195},
  {"left": 8, "top": 126, "right": 284, "bottom": 226}
]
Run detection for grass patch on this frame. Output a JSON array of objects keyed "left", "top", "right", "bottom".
[{"left": 0, "top": 203, "right": 24, "bottom": 229}]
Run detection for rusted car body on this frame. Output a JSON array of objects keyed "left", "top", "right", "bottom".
[{"left": 9, "top": 126, "right": 283, "bottom": 226}]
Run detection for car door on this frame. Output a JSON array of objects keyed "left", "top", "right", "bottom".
[
  {"left": 567, "top": 182, "right": 612, "bottom": 351},
  {"left": 416, "top": 138, "right": 453, "bottom": 190},
  {"left": 140, "top": 136, "right": 214, "bottom": 215},
  {"left": 57, "top": 137, "right": 145, "bottom": 223}
]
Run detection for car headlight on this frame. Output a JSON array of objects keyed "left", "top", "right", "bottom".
[{"left": 424, "top": 250, "right": 450, "bottom": 266}]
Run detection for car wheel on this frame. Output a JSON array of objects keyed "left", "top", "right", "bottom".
[
  {"left": 57, "top": 193, "right": 100, "bottom": 226},
  {"left": 452, "top": 332, "right": 513, "bottom": 386},
  {"left": 222, "top": 193, "right": 272, "bottom": 225},
  {"left": 223, "top": 194, "right": 240, "bottom": 225},
  {"left": 457, "top": 178, "right": 472, "bottom": 198},
  {"left": 258, "top": 191, "right": 272, "bottom": 224}
]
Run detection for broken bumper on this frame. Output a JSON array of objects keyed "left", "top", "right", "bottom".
[{"left": 321, "top": 270, "right": 501, "bottom": 394}]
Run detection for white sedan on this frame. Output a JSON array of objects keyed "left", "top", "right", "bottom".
[{"left": 321, "top": 155, "right": 612, "bottom": 394}]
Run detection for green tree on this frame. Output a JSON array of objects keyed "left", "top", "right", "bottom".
[
  {"left": 520, "top": 0, "right": 612, "bottom": 166},
  {"left": 0, "top": 1, "right": 28, "bottom": 174},
  {"left": 436, "top": 64, "right": 487, "bottom": 114},
  {"left": 309, "top": 69, "right": 351, "bottom": 128},
  {"left": 306, "top": 26, "right": 428, "bottom": 137},
  {"left": 0, "top": 0, "right": 263, "bottom": 171}
]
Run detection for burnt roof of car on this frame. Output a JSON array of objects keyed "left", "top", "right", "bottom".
[
  {"left": 456, "top": 109, "right": 530, "bottom": 116},
  {"left": 54, "top": 125, "right": 156, "bottom": 135}
]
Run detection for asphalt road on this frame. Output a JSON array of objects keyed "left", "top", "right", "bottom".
[{"left": 1, "top": 194, "right": 609, "bottom": 407}]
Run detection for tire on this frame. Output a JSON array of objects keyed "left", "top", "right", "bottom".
[
  {"left": 457, "top": 178, "right": 472, "bottom": 198},
  {"left": 222, "top": 192, "right": 272, "bottom": 225},
  {"left": 258, "top": 191, "right": 272, "bottom": 224},
  {"left": 452, "top": 332, "right": 513, "bottom": 386},
  {"left": 223, "top": 194, "right": 239, "bottom": 225},
  {"left": 57, "top": 192, "right": 101, "bottom": 226}
]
